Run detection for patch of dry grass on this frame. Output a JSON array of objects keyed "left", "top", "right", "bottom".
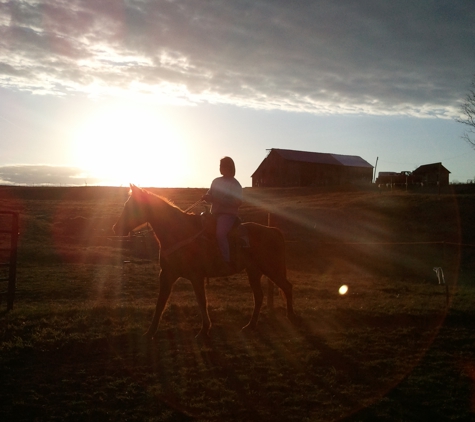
[{"left": 0, "top": 186, "right": 474, "bottom": 421}]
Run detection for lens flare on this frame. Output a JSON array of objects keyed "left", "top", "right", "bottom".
[{"left": 339, "top": 285, "right": 348, "bottom": 295}]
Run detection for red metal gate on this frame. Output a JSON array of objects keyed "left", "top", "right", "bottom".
[{"left": 0, "top": 211, "right": 19, "bottom": 311}]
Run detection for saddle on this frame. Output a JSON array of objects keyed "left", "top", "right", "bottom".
[{"left": 200, "top": 210, "right": 250, "bottom": 271}]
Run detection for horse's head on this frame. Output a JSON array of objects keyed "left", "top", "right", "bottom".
[{"left": 112, "top": 184, "right": 150, "bottom": 236}]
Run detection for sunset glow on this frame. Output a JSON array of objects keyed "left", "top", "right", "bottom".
[
  {"left": 0, "top": 1, "right": 473, "bottom": 187},
  {"left": 72, "top": 105, "right": 191, "bottom": 187}
]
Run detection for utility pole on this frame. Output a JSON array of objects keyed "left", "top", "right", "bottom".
[{"left": 373, "top": 157, "right": 378, "bottom": 183}]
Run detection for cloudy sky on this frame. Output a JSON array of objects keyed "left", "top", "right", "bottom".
[{"left": 1, "top": 0, "right": 474, "bottom": 187}]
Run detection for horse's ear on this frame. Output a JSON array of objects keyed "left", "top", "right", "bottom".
[{"left": 129, "top": 184, "right": 139, "bottom": 196}]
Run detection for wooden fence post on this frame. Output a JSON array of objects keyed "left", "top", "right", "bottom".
[
  {"left": 443, "top": 241, "right": 449, "bottom": 307},
  {"left": 267, "top": 212, "right": 274, "bottom": 309}
]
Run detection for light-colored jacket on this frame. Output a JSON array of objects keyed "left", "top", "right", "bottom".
[{"left": 207, "top": 176, "right": 242, "bottom": 215}]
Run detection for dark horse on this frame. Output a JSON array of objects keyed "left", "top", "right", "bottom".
[{"left": 113, "top": 184, "right": 296, "bottom": 339}]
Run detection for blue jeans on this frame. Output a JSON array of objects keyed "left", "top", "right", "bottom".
[{"left": 215, "top": 214, "right": 236, "bottom": 262}]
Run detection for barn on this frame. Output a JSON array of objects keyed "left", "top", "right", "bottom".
[
  {"left": 376, "top": 162, "right": 451, "bottom": 187},
  {"left": 412, "top": 162, "right": 450, "bottom": 186},
  {"left": 251, "top": 148, "right": 374, "bottom": 187}
]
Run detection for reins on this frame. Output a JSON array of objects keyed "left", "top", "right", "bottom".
[
  {"left": 160, "top": 227, "right": 206, "bottom": 258},
  {"left": 160, "top": 198, "right": 206, "bottom": 258},
  {"left": 184, "top": 199, "right": 205, "bottom": 213}
]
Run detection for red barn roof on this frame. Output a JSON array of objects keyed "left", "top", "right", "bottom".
[{"left": 254, "top": 149, "right": 373, "bottom": 173}]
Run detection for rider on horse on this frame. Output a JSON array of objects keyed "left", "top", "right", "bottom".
[{"left": 201, "top": 156, "right": 242, "bottom": 273}]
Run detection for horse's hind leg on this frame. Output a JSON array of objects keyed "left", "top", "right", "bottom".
[
  {"left": 267, "top": 272, "right": 297, "bottom": 324},
  {"left": 242, "top": 267, "right": 264, "bottom": 331}
]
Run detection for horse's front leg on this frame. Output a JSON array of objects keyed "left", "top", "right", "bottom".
[
  {"left": 190, "top": 276, "right": 211, "bottom": 340},
  {"left": 145, "top": 271, "right": 175, "bottom": 339}
]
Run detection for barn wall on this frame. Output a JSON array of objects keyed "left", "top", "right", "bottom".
[
  {"left": 252, "top": 151, "right": 288, "bottom": 187},
  {"left": 300, "top": 162, "right": 340, "bottom": 186},
  {"left": 343, "top": 166, "right": 374, "bottom": 184},
  {"left": 415, "top": 171, "right": 450, "bottom": 186}
]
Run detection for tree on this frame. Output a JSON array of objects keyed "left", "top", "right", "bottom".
[{"left": 456, "top": 74, "right": 475, "bottom": 149}]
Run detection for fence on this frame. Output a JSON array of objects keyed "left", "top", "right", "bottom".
[
  {"left": 0, "top": 211, "right": 19, "bottom": 311},
  {"left": 108, "top": 213, "right": 475, "bottom": 309},
  {"left": 267, "top": 213, "right": 475, "bottom": 309}
]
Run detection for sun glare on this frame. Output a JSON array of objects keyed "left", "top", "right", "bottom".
[
  {"left": 339, "top": 285, "right": 349, "bottom": 295},
  {"left": 72, "top": 105, "right": 190, "bottom": 187}
]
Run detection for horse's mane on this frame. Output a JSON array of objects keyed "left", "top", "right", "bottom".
[{"left": 131, "top": 187, "right": 186, "bottom": 214}]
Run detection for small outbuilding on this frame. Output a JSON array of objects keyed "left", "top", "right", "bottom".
[
  {"left": 412, "top": 162, "right": 450, "bottom": 186},
  {"left": 251, "top": 148, "right": 374, "bottom": 187},
  {"left": 376, "top": 171, "right": 412, "bottom": 186}
]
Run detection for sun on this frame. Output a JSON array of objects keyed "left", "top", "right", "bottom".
[{"left": 72, "top": 104, "right": 190, "bottom": 187}]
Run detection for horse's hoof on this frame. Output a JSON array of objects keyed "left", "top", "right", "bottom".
[
  {"left": 195, "top": 329, "right": 211, "bottom": 340},
  {"left": 241, "top": 323, "right": 257, "bottom": 333},
  {"left": 288, "top": 313, "right": 301, "bottom": 326},
  {"left": 143, "top": 331, "right": 154, "bottom": 340}
]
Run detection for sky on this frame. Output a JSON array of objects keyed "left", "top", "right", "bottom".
[{"left": 1, "top": 0, "right": 474, "bottom": 188}]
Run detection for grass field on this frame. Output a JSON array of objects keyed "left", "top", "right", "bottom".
[{"left": 0, "top": 185, "right": 474, "bottom": 421}]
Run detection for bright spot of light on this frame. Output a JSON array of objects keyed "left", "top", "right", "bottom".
[
  {"left": 71, "top": 104, "right": 191, "bottom": 187},
  {"left": 339, "top": 285, "right": 348, "bottom": 295}
]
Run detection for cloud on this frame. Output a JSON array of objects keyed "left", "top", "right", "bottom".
[
  {"left": 0, "top": 0, "right": 474, "bottom": 117},
  {"left": 0, "top": 165, "right": 101, "bottom": 186}
]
